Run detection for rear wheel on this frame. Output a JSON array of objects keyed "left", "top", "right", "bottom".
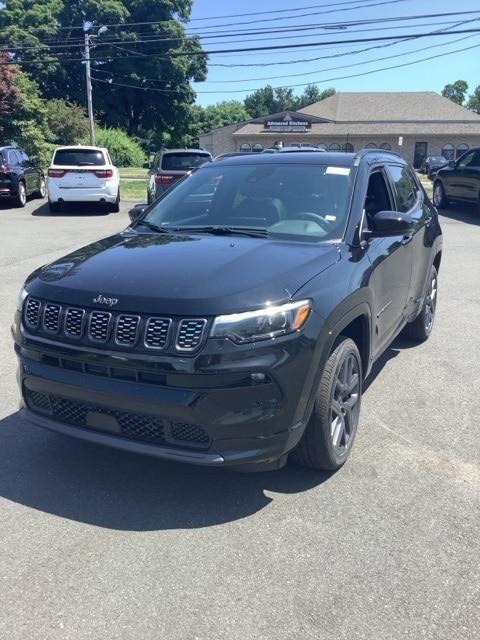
[
  {"left": 293, "top": 338, "right": 362, "bottom": 471},
  {"left": 14, "top": 181, "right": 27, "bottom": 208},
  {"left": 404, "top": 265, "right": 438, "bottom": 342},
  {"left": 36, "top": 176, "right": 46, "bottom": 198},
  {"left": 110, "top": 190, "right": 120, "bottom": 213},
  {"left": 433, "top": 181, "right": 448, "bottom": 208}
]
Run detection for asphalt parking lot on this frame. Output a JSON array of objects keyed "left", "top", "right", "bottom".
[{"left": 0, "top": 196, "right": 479, "bottom": 640}]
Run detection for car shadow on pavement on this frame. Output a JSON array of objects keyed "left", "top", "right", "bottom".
[
  {"left": 438, "top": 204, "right": 479, "bottom": 225},
  {"left": 0, "top": 410, "right": 331, "bottom": 531},
  {"left": 31, "top": 202, "right": 110, "bottom": 217}
]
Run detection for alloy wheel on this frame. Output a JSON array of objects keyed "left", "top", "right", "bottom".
[
  {"left": 18, "top": 183, "right": 26, "bottom": 206},
  {"left": 424, "top": 271, "right": 437, "bottom": 332},
  {"left": 433, "top": 183, "right": 443, "bottom": 207},
  {"left": 330, "top": 353, "right": 361, "bottom": 455},
  {"left": 39, "top": 178, "right": 46, "bottom": 198}
]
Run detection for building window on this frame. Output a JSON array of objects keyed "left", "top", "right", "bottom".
[
  {"left": 380, "top": 142, "right": 391, "bottom": 150},
  {"left": 239, "top": 143, "right": 251, "bottom": 152},
  {"left": 328, "top": 143, "right": 341, "bottom": 151},
  {"left": 343, "top": 142, "right": 354, "bottom": 152},
  {"left": 441, "top": 143, "right": 454, "bottom": 161},
  {"left": 365, "top": 143, "right": 377, "bottom": 149},
  {"left": 456, "top": 143, "right": 469, "bottom": 159},
  {"left": 252, "top": 143, "right": 264, "bottom": 152},
  {"left": 317, "top": 143, "right": 327, "bottom": 150}
]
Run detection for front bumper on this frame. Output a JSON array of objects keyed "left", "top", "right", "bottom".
[{"left": 13, "top": 313, "right": 325, "bottom": 469}]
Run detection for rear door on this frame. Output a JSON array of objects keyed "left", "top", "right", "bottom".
[
  {"left": 19, "top": 150, "right": 36, "bottom": 194},
  {"left": 386, "top": 163, "right": 431, "bottom": 319}
]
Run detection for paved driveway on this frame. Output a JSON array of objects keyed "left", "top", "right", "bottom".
[{"left": 0, "top": 198, "right": 479, "bottom": 639}]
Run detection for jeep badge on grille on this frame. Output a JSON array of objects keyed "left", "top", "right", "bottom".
[{"left": 93, "top": 294, "right": 119, "bottom": 307}]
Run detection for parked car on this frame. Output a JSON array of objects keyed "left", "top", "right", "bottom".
[
  {"left": 146, "top": 148, "right": 212, "bottom": 203},
  {"left": 422, "top": 155, "right": 448, "bottom": 179},
  {"left": 262, "top": 146, "right": 325, "bottom": 154},
  {"left": 433, "top": 147, "right": 480, "bottom": 212},
  {"left": 0, "top": 146, "right": 45, "bottom": 207},
  {"left": 14, "top": 149, "right": 442, "bottom": 472},
  {"left": 47, "top": 146, "right": 120, "bottom": 213}
]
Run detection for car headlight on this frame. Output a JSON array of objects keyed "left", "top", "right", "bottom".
[
  {"left": 211, "top": 300, "right": 311, "bottom": 344},
  {"left": 17, "top": 287, "right": 28, "bottom": 312}
]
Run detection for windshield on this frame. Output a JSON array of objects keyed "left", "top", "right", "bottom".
[
  {"left": 141, "top": 162, "right": 355, "bottom": 241},
  {"left": 53, "top": 149, "right": 105, "bottom": 166},
  {"left": 161, "top": 152, "right": 211, "bottom": 171}
]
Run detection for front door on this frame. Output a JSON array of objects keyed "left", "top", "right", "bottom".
[
  {"left": 362, "top": 169, "right": 412, "bottom": 355},
  {"left": 447, "top": 149, "right": 480, "bottom": 201},
  {"left": 413, "top": 142, "right": 428, "bottom": 169}
]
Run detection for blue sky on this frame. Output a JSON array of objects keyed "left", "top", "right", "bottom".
[{"left": 187, "top": 0, "right": 480, "bottom": 106}]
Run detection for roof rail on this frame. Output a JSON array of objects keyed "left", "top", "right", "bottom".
[{"left": 354, "top": 148, "right": 403, "bottom": 162}]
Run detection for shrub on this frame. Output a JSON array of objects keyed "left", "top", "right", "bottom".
[
  {"left": 45, "top": 99, "right": 89, "bottom": 145},
  {"left": 92, "top": 127, "right": 146, "bottom": 167}
]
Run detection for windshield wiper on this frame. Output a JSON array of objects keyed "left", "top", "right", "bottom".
[
  {"left": 172, "top": 226, "right": 268, "bottom": 238},
  {"left": 134, "top": 220, "right": 172, "bottom": 234}
]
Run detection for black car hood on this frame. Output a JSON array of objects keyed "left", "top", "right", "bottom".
[{"left": 27, "top": 231, "right": 339, "bottom": 315}]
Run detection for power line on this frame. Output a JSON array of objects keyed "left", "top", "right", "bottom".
[
  {"left": 3, "top": 27, "right": 480, "bottom": 65},
  {"left": 90, "top": 39, "right": 480, "bottom": 95},
  {"left": 3, "top": 9, "right": 480, "bottom": 51}
]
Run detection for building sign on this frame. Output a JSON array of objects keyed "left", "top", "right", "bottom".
[{"left": 264, "top": 112, "right": 312, "bottom": 133}]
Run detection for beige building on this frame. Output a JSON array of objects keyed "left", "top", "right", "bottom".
[{"left": 199, "top": 91, "right": 480, "bottom": 168}]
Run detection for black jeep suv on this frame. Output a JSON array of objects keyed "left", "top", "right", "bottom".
[
  {"left": 13, "top": 150, "right": 442, "bottom": 472},
  {"left": 0, "top": 146, "right": 46, "bottom": 207},
  {"left": 433, "top": 147, "right": 480, "bottom": 212}
]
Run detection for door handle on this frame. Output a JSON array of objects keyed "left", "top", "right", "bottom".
[
  {"left": 424, "top": 216, "right": 432, "bottom": 225},
  {"left": 401, "top": 234, "right": 413, "bottom": 245}
]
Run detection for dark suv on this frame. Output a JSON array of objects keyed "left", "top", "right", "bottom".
[
  {"left": 433, "top": 147, "right": 480, "bottom": 212},
  {"left": 146, "top": 148, "right": 212, "bottom": 203},
  {"left": 0, "top": 146, "right": 46, "bottom": 207},
  {"left": 13, "top": 150, "right": 442, "bottom": 472}
]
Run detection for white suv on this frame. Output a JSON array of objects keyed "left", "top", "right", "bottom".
[{"left": 47, "top": 146, "right": 120, "bottom": 213}]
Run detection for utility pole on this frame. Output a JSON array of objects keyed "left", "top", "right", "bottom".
[{"left": 84, "top": 32, "right": 95, "bottom": 145}]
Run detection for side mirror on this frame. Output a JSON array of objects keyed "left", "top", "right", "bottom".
[
  {"left": 128, "top": 204, "right": 148, "bottom": 223},
  {"left": 143, "top": 161, "right": 151, "bottom": 169},
  {"left": 367, "top": 211, "right": 413, "bottom": 238}
]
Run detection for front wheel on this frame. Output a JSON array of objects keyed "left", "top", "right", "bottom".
[
  {"left": 433, "top": 181, "right": 448, "bottom": 208},
  {"left": 404, "top": 265, "right": 438, "bottom": 342},
  {"left": 293, "top": 338, "right": 362, "bottom": 471}
]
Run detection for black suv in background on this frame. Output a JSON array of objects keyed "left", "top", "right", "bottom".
[
  {"left": 146, "top": 148, "right": 212, "bottom": 203},
  {"left": 13, "top": 150, "right": 442, "bottom": 472},
  {"left": 433, "top": 147, "right": 480, "bottom": 212},
  {"left": 0, "top": 146, "right": 46, "bottom": 207}
]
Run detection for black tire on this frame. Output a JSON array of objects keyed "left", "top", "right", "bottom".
[
  {"left": 36, "top": 175, "right": 46, "bottom": 199},
  {"left": 147, "top": 190, "right": 152, "bottom": 205},
  {"left": 293, "top": 337, "right": 362, "bottom": 471},
  {"left": 433, "top": 180, "right": 448, "bottom": 208},
  {"left": 403, "top": 265, "right": 438, "bottom": 342},
  {"left": 48, "top": 201, "right": 60, "bottom": 214},
  {"left": 110, "top": 191, "right": 120, "bottom": 213},
  {"left": 14, "top": 181, "right": 27, "bottom": 208}
]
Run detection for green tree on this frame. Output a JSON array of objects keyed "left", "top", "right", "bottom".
[
  {"left": 441, "top": 80, "right": 469, "bottom": 105},
  {"left": 297, "top": 85, "right": 335, "bottom": 109},
  {"left": 467, "top": 85, "right": 480, "bottom": 113},
  {"left": 92, "top": 127, "right": 146, "bottom": 166},
  {"left": 0, "top": 67, "right": 52, "bottom": 166},
  {"left": 45, "top": 99, "right": 90, "bottom": 145},
  {"left": 0, "top": 0, "right": 207, "bottom": 139}
]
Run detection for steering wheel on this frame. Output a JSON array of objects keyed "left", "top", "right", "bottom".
[{"left": 296, "top": 212, "right": 331, "bottom": 232}]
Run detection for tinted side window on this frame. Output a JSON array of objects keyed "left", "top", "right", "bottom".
[
  {"left": 387, "top": 165, "right": 418, "bottom": 213},
  {"left": 462, "top": 151, "right": 480, "bottom": 168},
  {"left": 7, "top": 150, "right": 20, "bottom": 166}
]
